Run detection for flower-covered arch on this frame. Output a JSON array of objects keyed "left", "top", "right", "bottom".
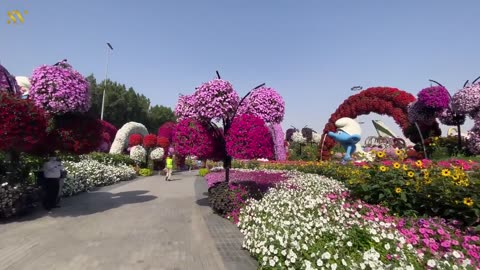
[{"left": 319, "top": 87, "right": 434, "bottom": 160}]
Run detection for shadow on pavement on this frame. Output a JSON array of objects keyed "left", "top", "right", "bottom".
[
  {"left": 3, "top": 190, "right": 157, "bottom": 223},
  {"left": 196, "top": 197, "right": 210, "bottom": 207}
]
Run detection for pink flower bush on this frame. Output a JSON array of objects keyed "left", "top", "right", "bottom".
[
  {"left": 192, "top": 79, "right": 240, "bottom": 121},
  {"left": 172, "top": 118, "right": 217, "bottom": 159},
  {"left": 268, "top": 123, "right": 287, "bottom": 161},
  {"left": 29, "top": 61, "right": 90, "bottom": 114},
  {"left": 174, "top": 95, "right": 196, "bottom": 120},
  {"left": 452, "top": 83, "right": 480, "bottom": 117},
  {"left": 157, "top": 121, "right": 176, "bottom": 141},
  {"left": 237, "top": 86, "right": 285, "bottom": 124},
  {"left": 226, "top": 114, "right": 274, "bottom": 160}
]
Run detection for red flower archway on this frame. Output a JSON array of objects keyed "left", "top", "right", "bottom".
[{"left": 319, "top": 87, "right": 439, "bottom": 160}]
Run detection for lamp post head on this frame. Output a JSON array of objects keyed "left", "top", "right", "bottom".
[{"left": 107, "top": 42, "right": 113, "bottom": 50}]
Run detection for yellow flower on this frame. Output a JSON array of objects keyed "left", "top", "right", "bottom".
[
  {"left": 407, "top": 171, "right": 415, "bottom": 178},
  {"left": 406, "top": 181, "right": 411, "bottom": 186},
  {"left": 451, "top": 174, "right": 459, "bottom": 180},
  {"left": 379, "top": 166, "right": 388, "bottom": 172},
  {"left": 441, "top": 169, "right": 451, "bottom": 177},
  {"left": 463, "top": 197, "right": 474, "bottom": 207},
  {"left": 402, "top": 164, "right": 408, "bottom": 171},
  {"left": 395, "top": 187, "right": 402, "bottom": 194},
  {"left": 395, "top": 149, "right": 403, "bottom": 156},
  {"left": 362, "top": 165, "right": 370, "bottom": 169},
  {"left": 415, "top": 160, "right": 423, "bottom": 167},
  {"left": 377, "top": 151, "right": 386, "bottom": 158},
  {"left": 424, "top": 178, "right": 432, "bottom": 184},
  {"left": 393, "top": 162, "right": 401, "bottom": 169}
]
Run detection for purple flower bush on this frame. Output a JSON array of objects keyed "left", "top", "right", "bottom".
[
  {"left": 205, "top": 169, "right": 288, "bottom": 189},
  {"left": 193, "top": 79, "right": 240, "bottom": 121},
  {"left": 417, "top": 86, "right": 450, "bottom": 111},
  {"left": 407, "top": 101, "right": 436, "bottom": 124},
  {"left": 451, "top": 83, "right": 480, "bottom": 117},
  {"left": 268, "top": 123, "right": 287, "bottom": 161},
  {"left": 0, "top": 64, "right": 20, "bottom": 96},
  {"left": 226, "top": 114, "right": 274, "bottom": 160},
  {"left": 237, "top": 86, "right": 285, "bottom": 124},
  {"left": 29, "top": 61, "right": 90, "bottom": 114},
  {"left": 438, "top": 108, "right": 466, "bottom": 126}
]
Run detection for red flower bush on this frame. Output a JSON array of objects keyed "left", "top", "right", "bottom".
[
  {"left": 52, "top": 113, "right": 103, "bottom": 154},
  {"left": 0, "top": 92, "right": 48, "bottom": 152},
  {"left": 320, "top": 87, "right": 418, "bottom": 160},
  {"left": 100, "top": 120, "right": 117, "bottom": 142},
  {"left": 226, "top": 114, "right": 274, "bottom": 160},
  {"left": 97, "top": 120, "right": 117, "bottom": 152},
  {"left": 172, "top": 118, "right": 219, "bottom": 159},
  {"left": 157, "top": 121, "right": 176, "bottom": 141},
  {"left": 157, "top": 137, "right": 170, "bottom": 148},
  {"left": 143, "top": 134, "right": 158, "bottom": 149},
  {"left": 128, "top": 134, "right": 143, "bottom": 147}
]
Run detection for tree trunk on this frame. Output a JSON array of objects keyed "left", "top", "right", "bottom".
[
  {"left": 457, "top": 124, "right": 462, "bottom": 155},
  {"left": 224, "top": 155, "right": 232, "bottom": 182}
]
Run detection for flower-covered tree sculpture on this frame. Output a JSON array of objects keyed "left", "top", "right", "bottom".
[
  {"left": 98, "top": 120, "right": 117, "bottom": 152},
  {"left": 128, "top": 134, "right": 144, "bottom": 147},
  {"left": 143, "top": 134, "right": 158, "bottom": 150},
  {"left": 52, "top": 113, "right": 103, "bottom": 154},
  {"left": 29, "top": 60, "right": 90, "bottom": 115},
  {"left": 0, "top": 64, "right": 21, "bottom": 97},
  {"left": 172, "top": 118, "right": 219, "bottom": 160},
  {"left": 268, "top": 123, "right": 287, "bottom": 161},
  {"left": 226, "top": 114, "right": 274, "bottom": 160},
  {"left": 451, "top": 77, "right": 480, "bottom": 155},
  {"left": 0, "top": 92, "right": 48, "bottom": 153},
  {"left": 157, "top": 121, "right": 176, "bottom": 141},
  {"left": 237, "top": 87, "right": 285, "bottom": 124},
  {"left": 174, "top": 73, "right": 284, "bottom": 181}
]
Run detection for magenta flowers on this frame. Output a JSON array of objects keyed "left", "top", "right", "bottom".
[
  {"left": 29, "top": 61, "right": 90, "bottom": 114},
  {"left": 172, "top": 118, "right": 218, "bottom": 159},
  {"left": 417, "top": 86, "right": 450, "bottom": 111},
  {"left": 226, "top": 114, "right": 274, "bottom": 160}
]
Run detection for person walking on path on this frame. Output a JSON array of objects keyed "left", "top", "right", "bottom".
[
  {"left": 165, "top": 155, "right": 173, "bottom": 181},
  {"left": 42, "top": 155, "right": 64, "bottom": 210}
]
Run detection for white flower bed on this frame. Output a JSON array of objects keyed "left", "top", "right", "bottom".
[
  {"left": 238, "top": 172, "right": 459, "bottom": 270},
  {"left": 109, "top": 122, "right": 148, "bottom": 154},
  {"left": 62, "top": 158, "right": 136, "bottom": 196}
]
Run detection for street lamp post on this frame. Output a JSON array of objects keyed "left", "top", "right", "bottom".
[{"left": 100, "top": 42, "right": 114, "bottom": 120}]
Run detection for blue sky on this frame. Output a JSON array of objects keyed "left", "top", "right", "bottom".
[{"left": 1, "top": 0, "right": 478, "bottom": 139}]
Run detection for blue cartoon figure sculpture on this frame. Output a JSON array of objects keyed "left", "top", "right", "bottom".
[{"left": 327, "top": 117, "right": 362, "bottom": 162}]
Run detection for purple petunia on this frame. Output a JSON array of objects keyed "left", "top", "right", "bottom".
[{"left": 29, "top": 61, "right": 90, "bottom": 114}]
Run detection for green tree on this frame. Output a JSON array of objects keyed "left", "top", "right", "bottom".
[{"left": 87, "top": 74, "right": 175, "bottom": 132}]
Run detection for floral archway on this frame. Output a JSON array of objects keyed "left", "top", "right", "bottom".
[{"left": 319, "top": 87, "right": 441, "bottom": 160}]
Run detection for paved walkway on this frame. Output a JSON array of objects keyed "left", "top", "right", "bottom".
[{"left": 0, "top": 171, "right": 257, "bottom": 270}]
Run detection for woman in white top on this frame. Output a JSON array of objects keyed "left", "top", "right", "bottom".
[{"left": 42, "top": 156, "right": 64, "bottom": 210}]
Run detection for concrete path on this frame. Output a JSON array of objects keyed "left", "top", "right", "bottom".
[{"left": 0, "top": 171, "right": 256, "bottom": 270}]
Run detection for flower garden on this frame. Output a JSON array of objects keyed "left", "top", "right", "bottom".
[{"left": 3, "top": 59, "right": 480, "bottom": 269}]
